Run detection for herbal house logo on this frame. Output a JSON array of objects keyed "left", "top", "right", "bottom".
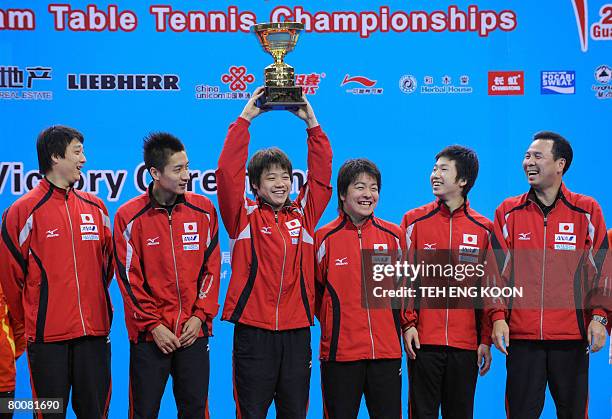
[
  {"left": 399, "top": 75, "right": 418, "bottom": 94},
  {"left": 419, "top": 74, "right": 473, "bottom": 95}
]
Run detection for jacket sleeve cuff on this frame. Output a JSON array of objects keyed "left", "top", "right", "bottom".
[
  {"left": 592, "top": 309, "right": 607, "bottom": 318},
  {"left": 401, "top": 322, "right": 416, "bottom": 333},
  {"left": 236, "top": 117, "right": 251, "bottom": 127},
  {"left": 481, "top": 335, "right": 492, "bottom": 346},
  {"left": 491, "top": 311, "right": 506, "bottom": 322},
  {"left": 192, "top": 309, "right": 209, "bottom": 324},
  {"left": 306, "top": 124, "right": 322, "bottom": 135},
  {"left": 146, "top": 320, "right": 163, "bottom": 332}
]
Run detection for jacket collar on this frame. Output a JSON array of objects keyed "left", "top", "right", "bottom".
[
  {"left": 340, "top": 212, "right": 374, "bottom": 230},
  {"left": 257, "top": 196, "right": 293, "bottom": 213},
  {"left": 525, "top": 182, "right": 568, "bottom": 207},
  {"left": 436, "top": 198, "right": 469, "bottom": 218},
  {"left": 147, "top": 182, "right": 186, "bottom": 209},
  {"left": 40, "top": 177, "right": 73, "bottom": 199}
]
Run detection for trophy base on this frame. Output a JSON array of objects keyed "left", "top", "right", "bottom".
[{"left": 256, "top": 86, "right": 305, "bottom": 110}]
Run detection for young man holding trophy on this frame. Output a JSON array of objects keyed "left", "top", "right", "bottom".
[
  {"left": 216, "top": 85, "right": 332, "bottom": 418},
  {"left": 216, "top": 21, "right": 333, "bottom": 418}
]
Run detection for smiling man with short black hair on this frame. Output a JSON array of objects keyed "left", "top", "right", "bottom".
[
  {"left": 490, "top": 131, "right": 610, "bottom": 419},
  {"left": 0, "top": 125, "right": 113, "bottom": 418},
  {"left": 401, "top": 145, "right": 493, "bottom": 419}
]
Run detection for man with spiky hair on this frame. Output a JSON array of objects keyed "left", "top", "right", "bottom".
[
  {"left": 113, "top": 132, "right": 220, "bottom": 419},
  {"left": 490, "top": 131, "right": 610, "bottom": 418},
  {"left": 217, "top": 87, "right": 332, "bottom": 418},
  {"left": 401, "top": 145, "right": 493, "bottom": 419},
  {"left": 0, "top": 125, "right": 113, "bottom": 418}
]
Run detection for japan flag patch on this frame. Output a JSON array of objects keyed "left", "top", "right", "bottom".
[
  {"left": 184, "top": 222, "right": 197, "bottom": 233},
  {"left": 374, "top": 243, "right": 388, "bottom": 254},
  {"left": 81, "top": 214, "right": 94, "bottom": 224},
  {"left": 463, "top": 234, "right": 477, "bottom": 246},
  {"left": 285, "top": 219, "right": 301, "bottom": 230}
]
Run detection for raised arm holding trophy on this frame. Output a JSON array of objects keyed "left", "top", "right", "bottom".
[{"left": 215, "top": 22, "right": 333, "bottom": 418}]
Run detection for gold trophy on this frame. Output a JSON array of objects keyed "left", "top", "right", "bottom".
[{"left": 252, "top": 22, "right": 305, "bottom": 109}]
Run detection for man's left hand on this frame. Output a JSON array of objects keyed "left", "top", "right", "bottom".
[
  {"left": 588, "top": 319, "right": 607, "bottom": 353},
  {"left": 289, "top": 95, "right": 319, "bottom": 129},
  {"left": 179, "top": 316, "right": 203, "bottom": 348},
  {"left": 477, "top": 344, "right": 492, "bottom": 376}
]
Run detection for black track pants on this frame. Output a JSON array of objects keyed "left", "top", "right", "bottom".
[
  {"left": 407, "top": 345, "right": 478, "bottom": 419},
  {"left": 27, "top": 336, "right": 111, "bottom": 419},
  {"left": 129, "top": 337, "right": 210, "bottom": 419},
  {"left": 321, "top": 359, "right": 402, "bottom": 419},
  {"left": 232, "top": 324, "right": 311, "bottom": 419},
  {"left": 505, "top": 340, "right": 589, "bottom": 419}
]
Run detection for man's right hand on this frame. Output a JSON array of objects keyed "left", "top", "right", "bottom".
[
  {"left": 403, "top": 326, "right": 420, "bottom": 360},
  {"left": 239, "top": 87, "right": 268, "bottom": 122},
  {"left": 492, "top": 319, "right": 510, "bottom": 355},
  {"left": 151, "top": 324, "right": 181, "bottom": 355}
]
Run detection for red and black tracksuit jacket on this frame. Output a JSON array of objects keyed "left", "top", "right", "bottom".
[
  {"left": 0, "top": 283, "right": 25, "bottom": 392},
  {"left": 216, "top": 117, "right": 333, "bottom": 331},
  {"left": 401, "top": 200, "right": 493, "bottom": 350},
  {"left": 489, "top": 183, "right": 610, "bottom": 340},
  {"left": 113, "top": 187, "right": 220, "bottom": 341},
  {"left": 315, "top": 214, "right": 409, "bottom": 361},
  {"left": 0, "top": 178, "right": 113, "bottom": 343}
]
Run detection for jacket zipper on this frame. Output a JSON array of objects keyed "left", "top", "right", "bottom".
[
  {"left": 446, "top": 215, "right": 453, "bottom": 346},
  {"left": 540, "top": 215, "right": 548, "bottom": 340},
  {"left": 167, "top": 212, "right": 183, "bottom": 335},
  {"left": 65, "top": 193, "right": 87, "bottom": 335},
  {"left": 358, "top": 227, "right": 376, "bottom": 358},
  {"left": 274, "top": 212, "right": 287, "bottom": 331}
]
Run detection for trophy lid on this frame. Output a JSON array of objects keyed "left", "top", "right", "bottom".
[{"left": 252, "top": 22, "right": 305, "bottom": 55}]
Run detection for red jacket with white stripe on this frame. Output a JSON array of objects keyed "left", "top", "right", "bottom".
[
  {"left": 315, "top": 214, "right": 408, "bottom": 361},
  {"left": 489, "top": 184, "right": 610, "bottom": 340},
  {"left": 0, "top": 178, "right": 113, "bottom": 343},
  {"left": 0, "top": 283, "right": 25, "bottom": 391},
  {"left": 113, "top": 187, "right": 220, "bottom": 342},
  {"left": 217, "top": 117, "right": 332, "bottom": 331},
  {"left": 401, "top": 200, "right": 493, "bottom": 350}
]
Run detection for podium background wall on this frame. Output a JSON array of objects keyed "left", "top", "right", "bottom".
[{"left": 1, "top": 1, "right": 611, "bottom": 417}]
